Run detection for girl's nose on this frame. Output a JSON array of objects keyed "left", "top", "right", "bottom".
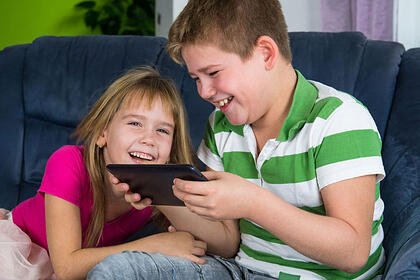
[{"left": 139, "top": 130, "right": 155, "bottom": 146}]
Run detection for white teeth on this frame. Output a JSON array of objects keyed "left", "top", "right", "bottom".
[
  {"left": 129, "top": 152, "right": 154, "bottom": 161},
  {"left": 218, "top": 97, "right": 232, "bottom": 107}
]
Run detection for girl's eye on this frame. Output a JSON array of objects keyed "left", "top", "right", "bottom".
[
  {"left": 157, "top": 128, "right": 170, "bottom": 135},
  {"left": 128, "top": 121, "right": 142, "bottom": 127}
]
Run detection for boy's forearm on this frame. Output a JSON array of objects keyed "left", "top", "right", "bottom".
[{"left": 158, "top": 206, "right": 240, "bottom": 257}]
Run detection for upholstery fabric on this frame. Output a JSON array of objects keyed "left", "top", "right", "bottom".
[{"left": 381, "top": 48, "right": 420, "bottom": 278}]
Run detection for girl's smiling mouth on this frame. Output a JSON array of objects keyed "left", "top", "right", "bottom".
[{"left": 129, "top": 151, "right": 156, "bottom": 162}]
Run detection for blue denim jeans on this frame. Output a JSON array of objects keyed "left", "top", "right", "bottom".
[{"left": 87, "top": 252, "right": 275, "bottom": 280}]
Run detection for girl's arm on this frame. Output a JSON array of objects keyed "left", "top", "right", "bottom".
[
  {"left": 156, "top": 206, "right": 240, "bottom": 258},
  {"left": 45, "top": 194, "right": 206, "bottom": 280}
]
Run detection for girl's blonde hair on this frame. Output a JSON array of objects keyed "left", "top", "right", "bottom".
[{"left": 74, "top": 66, "right": 194, "bottom": 247}]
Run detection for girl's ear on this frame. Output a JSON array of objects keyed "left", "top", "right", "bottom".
[
  {"left": 96, "top": 131, "right": 107, "bottom": 148},
  {"left": 255, "top": 35, "right": 279, "bottom": 71}
]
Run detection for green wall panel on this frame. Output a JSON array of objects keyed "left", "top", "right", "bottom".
[{"left": 0, "top": 0, "right": 99, "bottom": 50}]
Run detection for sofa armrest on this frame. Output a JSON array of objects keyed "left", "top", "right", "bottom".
[
  {"left": 383, "top": 195, "right": 420, "bottom": 278},
  {"left": 381, "top": 48, "right": 420, "bottom": 279},
  {"left": 386, "top": 236, "right": 420, "bottom": 279}
]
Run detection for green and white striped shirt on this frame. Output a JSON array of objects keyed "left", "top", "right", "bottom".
[{"left": 197, "top": 71, "right": 385, "bottom": 280}]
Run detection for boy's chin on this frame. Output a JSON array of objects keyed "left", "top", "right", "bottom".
[
  {"left": 220, "top": 106, "right": 251, "bottom": 125},
  {"left": 225, "top": 115, "right": 248, "bottom": 126}
]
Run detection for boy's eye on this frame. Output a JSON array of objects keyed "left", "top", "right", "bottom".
[{"left": 208, "top": 70, "right": 219, "bottom": 77}]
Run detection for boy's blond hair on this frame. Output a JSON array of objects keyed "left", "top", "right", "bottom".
[{"left": 168, "top": 0, "right": 292, "bottom": 64}]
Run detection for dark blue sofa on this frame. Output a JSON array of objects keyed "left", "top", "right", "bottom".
[{"left": 0, "top": 32, "right": 418, "bottom": 279}]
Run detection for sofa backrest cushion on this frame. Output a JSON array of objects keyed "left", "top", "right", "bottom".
[
  {"left": 0, "top": 44, "right": 28, "bottom": 208},
  {"left": 290, "top": 32, "right": 404, "bottom": 138}
]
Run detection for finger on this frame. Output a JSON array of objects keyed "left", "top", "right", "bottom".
[
  {"left": 174, "top": 188, "right": 211, "bottom": 209},
  {"left": 168, "top": 225, "right": 177, "bottom": 232},
  {"left": 130, "top": 199, "right": 152, "bottom": 210},
  {"left": 137, "top": 197, "right": 152, "bottom": 207},
  {"left": 113, "top": 183, "right": 129, "bottom": 193},
  {"left": 173, "top": 178, "right": 209, "bottom": 196},
  {"left": 194, "top": 240, "right": 207, "bottom": 251},
  {"left": 113, "top": 182, "right": 130, "bottom": 192},
  {"left": 191, "top": 247, "right": 206, "bottom": 256},
  {"left": 201, "top": 171, "right": 220, "bottom": 180},
  {"left": 125, "top": 192, "right": 141, "bottom": 203},
  {"left": 109, "top": 174, "right": 121, "bottom": 184},
  {"left": 172, "top": 184, "right": 210, "bottom": 206},
  {"left": 186, "top": 255, "right": 206, "bottom": 265}
]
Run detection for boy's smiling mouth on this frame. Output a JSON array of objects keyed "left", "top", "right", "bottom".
[{"left": 216, "top": 96, "right": 233, "bottom": 110}]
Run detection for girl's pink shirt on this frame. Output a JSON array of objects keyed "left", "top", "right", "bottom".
[{"left": 12, "top": 145, "right": 152, "bottom": 251}]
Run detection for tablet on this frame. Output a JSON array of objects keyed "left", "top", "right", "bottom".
[{"left": 106, "top": 164, "right": 207, "bottom": 206}]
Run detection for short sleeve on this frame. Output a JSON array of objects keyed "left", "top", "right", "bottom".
[
  {"left": 197, "top": 111, "right": 225, "bottom": 171},
  {"left": 314, "top": 102, "right": 386, "bottom": 189},
  {"left": 38, "top": 145, "right": 88, "bottom": 207}
]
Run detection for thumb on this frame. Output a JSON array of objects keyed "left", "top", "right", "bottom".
[{"left": 201, "top": 170, "right": 220, "bottom": 180}]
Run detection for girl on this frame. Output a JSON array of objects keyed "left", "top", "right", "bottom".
[{"left": 0, "top": 67, "right": 206, "bottom": 279}]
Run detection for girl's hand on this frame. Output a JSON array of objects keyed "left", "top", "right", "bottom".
[
  {"left": 173, "top": 171, "right": 260, "bottom": 220},
  {"left": 168, "top": 225, "right": 177, "bottom": 232},
  {"left": 138, "top": 231, "right": 207, "bottom": 264},
  {"left": 110, "top": 173, "right": 152, "bottom": 210}
]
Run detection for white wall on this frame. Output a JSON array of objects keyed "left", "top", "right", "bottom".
[
  {"left": 280, "top": 0, "right": 322, "bottom": 32},
  {"left": 156, "top": 0, "right": 420, "bottom": 49},
  {"left": 155, "top": 0, "right": 187, "bottom": 37},
  {"left": 394, "top": 0, "right": 420, "bottom": 49},
  {"left": 155, "top": 0, "right": 171, "bottom": 37}
]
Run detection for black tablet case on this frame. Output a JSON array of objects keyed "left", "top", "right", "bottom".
[{"left": 106, "top": 164, "right": 207, "bottom": 206}]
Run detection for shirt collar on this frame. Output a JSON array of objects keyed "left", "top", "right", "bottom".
[{"left": 277, "top": 70, "right": 318, "bottom": 141}]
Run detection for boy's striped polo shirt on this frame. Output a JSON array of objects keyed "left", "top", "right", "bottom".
[{"left": 197, "top": 71, "right": 386, "bottom": 280}]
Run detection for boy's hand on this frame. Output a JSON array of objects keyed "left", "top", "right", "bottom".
[
  {"left": 110, "top": 173, "right": 152, "bottom": 210},
  {"left": 173, "top": 171, "right": 259, "bottom": 220}
]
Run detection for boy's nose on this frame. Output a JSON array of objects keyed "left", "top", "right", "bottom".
[{"left": 199, "top": 82, "right": 216, "bottom": 99}]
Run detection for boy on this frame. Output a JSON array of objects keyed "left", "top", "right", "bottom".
[{"left": 88, "top": 1, "right": 385, "bottom": 279}]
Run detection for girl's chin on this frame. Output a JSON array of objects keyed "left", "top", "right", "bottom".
[{"left": 129, "top": 158, "right": 155, "bottom": 164}]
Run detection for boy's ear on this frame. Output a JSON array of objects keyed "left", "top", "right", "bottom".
[{"left": 255, "top": 35, "right": 279, "bottom": 70}]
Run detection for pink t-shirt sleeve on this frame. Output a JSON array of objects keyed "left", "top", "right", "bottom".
[
  {"left": 13, "top": 145, "right": 152, "bottom": 250},
  {"left": 39, "top": 145, "right": 88, "bottom": 207}
]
